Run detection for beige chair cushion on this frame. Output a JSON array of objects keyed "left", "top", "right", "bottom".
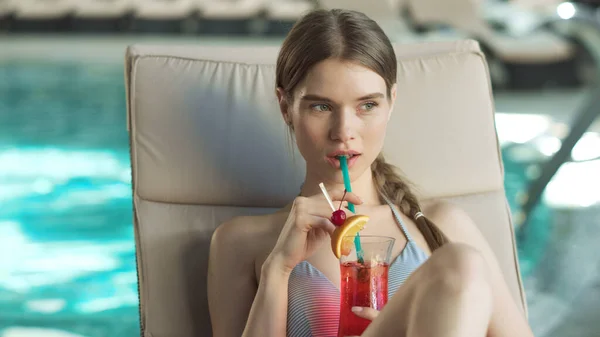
[{"left": 125, "top": 39, "right": 527, "bottom": 337}]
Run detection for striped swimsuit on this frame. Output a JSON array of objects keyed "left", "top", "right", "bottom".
[{"left": 286, "top": 198, "right": 430, "bottom": 336}]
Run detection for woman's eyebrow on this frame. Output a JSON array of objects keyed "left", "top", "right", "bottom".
[
  {"left": 300, "top": 94, "right": 333, "bottom": 102},
  {"left": 300, "top": 92, "right": 384, "bottom": 102},
  {"left": 356, "top": 93, "right": 385, "bottom": 100}
]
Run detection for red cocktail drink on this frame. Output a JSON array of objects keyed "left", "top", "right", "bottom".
[
  {"left": 337, "top": 236, "right": 395, "bottom": 337},
  {"left": 338, "top": 261, "right": 389, "bottom": 336}
]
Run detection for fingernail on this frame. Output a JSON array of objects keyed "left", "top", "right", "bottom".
[{"left": 351, "top": 307, "right": 362, "bottom": 313}]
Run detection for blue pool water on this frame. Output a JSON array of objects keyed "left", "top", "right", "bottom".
[
  {"left": 0, "top": 58, "right": 550, "bottom": 336},
  {"left": 0, "top": 60, "right": 139, "bottom": 337}
]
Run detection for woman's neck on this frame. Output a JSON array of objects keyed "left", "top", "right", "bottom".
[{"left": 299, "top": 169, "right": 382, "bottom": 206}]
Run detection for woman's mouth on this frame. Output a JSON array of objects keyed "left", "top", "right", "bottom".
[{"left": 325, "top": 154, "right": 361, "bottom": 169}]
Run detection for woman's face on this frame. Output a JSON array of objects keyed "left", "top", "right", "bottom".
[{"left": 278, "top": 58, "right": 396, "bottom": 184}]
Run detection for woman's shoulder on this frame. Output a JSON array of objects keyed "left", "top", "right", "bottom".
[
  {"left": 210, "top": 209, "right": 289, "bottom": 255},
  {"left": 422, "top": 200, "right": 467, "bottom": 221},
  {"left": 421, "top": 200, "right": 478, "bottom": 241},
  {"left": 421, "top": 200, "right": 497, "bottom": 255}
]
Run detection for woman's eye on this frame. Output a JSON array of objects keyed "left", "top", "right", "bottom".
[
  {"left": 311, "top": 104, "right": 331, "bottom": 112},
  {"left": 361, "top": 102, "right": 378, "bottom": 111}
]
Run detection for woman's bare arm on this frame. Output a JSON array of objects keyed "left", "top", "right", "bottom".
[
  {"left": 242, "top": 254, "right": 291, "bottom": 337},
  {"left": 207, "top": 217, "right": 291, "bottom": 337},
  {"left": 208, "top": 218, "right": 259, "bottom": 336}
]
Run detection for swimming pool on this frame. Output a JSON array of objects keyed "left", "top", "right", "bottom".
[
  {"left": 0, "top": 58, "right": 139, "bottom": 337},
  {"left": 0, "top": 48, "right": 553, "bottom": 337}
]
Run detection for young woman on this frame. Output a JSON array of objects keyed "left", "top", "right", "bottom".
[{"left": 207, "top": 8, "right": 534, "bottom": 337}]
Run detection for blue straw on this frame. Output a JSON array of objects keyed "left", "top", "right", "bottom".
[{"left": 339, "top": 156, "right": 364, "bottom": 264}]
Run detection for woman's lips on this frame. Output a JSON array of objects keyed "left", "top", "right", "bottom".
[{"left": 326, "top": 154, "right": 360, "bottom": 169}]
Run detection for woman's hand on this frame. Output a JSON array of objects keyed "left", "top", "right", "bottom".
[
  {"left": 351, "top": 306, "right": 380, "bottom": 321},
  {"left": 267, "top": 188, "right": 362, "bottom": 273},
  {"left": 344, "top": 307, "right": 380, "bottom": 337}
]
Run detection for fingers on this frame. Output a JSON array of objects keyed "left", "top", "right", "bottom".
[
  {"left": 328, "top": 189, "right": 363, "bottom": 206},
  {"left": 294, "top": 196, "right": 337, "bottom": 220},
  {"left": 308, "top": 201, "right": 352, "bottom": 220},
  {"left": 306, "top": 215, "right": 336, "bottom": 235},
  {"left": 351, "top": 306, "right": 379, "bottom": 321},
  {"left": 293, "top": 188, "right": 363, "bottom": 228}
]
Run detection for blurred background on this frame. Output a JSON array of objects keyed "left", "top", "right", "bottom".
[{"left": 1, "top": 0, "right": 599, "bottom": 336}]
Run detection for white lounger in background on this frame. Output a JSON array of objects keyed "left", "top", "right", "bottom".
[
  {"left": 0, "top": 0, "right": 15, "bottom": 17},
  {"left": 263, "top": 0, "right": 315, "bottom": 35},
  {"left": 264, "top": 0, "right": 315, "bottom": 22},
  {"left": 406, "top": 0, "right": 574, "bottom": 64},
  {"left": 200, "top": 0, "right": 265, "bottom": 20},
  {"left": 406, "top": 0, "right": 575, "bottom": 89},
  {"left": 129, "top": 0, "right": 198, "bottom": 34},
  {"left": 132, "top": 0, "right": 196, "bottom": 21},
  {"left": 73, "top": 0, "right": 133, "bottom": 20},
  {"left": 13, "top": 0, "right": 74, "bottom": 20},
  {"left": 318, "top": 0, "right": 412, "bottom": 41},
  {"left": 511, "top": 0, "right": 564, "bottom": 12},
  {"left": 198, "top": 0, "right": 267, "bottom": 34}
]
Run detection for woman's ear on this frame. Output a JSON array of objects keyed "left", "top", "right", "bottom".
[
  {"left": 388, "top": 83, "right": 397, "bottom": 121},
  {"left": 276, "top": 87, "right": 292, "bottom": 126}
]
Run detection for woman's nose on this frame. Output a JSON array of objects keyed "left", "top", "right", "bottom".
[{"left": 329, "top": 109, "right": 356, "bottom": 142}]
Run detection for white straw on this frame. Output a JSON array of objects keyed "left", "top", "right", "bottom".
[{"left": 318, "top": 182, "right": 337, "bottom": 212}]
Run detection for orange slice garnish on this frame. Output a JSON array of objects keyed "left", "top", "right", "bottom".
[{"left": 331, "top": 214, "right": 369, "bottom": 258}]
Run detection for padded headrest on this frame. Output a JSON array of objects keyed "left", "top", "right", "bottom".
[{"left": 126, "top": 39, "right": 504, "bottom": 207}]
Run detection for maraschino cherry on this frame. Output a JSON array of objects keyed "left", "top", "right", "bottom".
[{"left": 330, "top": 190, "right": 347, "bottom": 226}]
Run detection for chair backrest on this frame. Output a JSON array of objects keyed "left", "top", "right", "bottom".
[{"left": 125, "top": 39, "right": 527, "bottom": 337}]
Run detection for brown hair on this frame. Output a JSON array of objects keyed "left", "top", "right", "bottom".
[{"left": 275, "top": 9, "right": 449, "bottom": 251}]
